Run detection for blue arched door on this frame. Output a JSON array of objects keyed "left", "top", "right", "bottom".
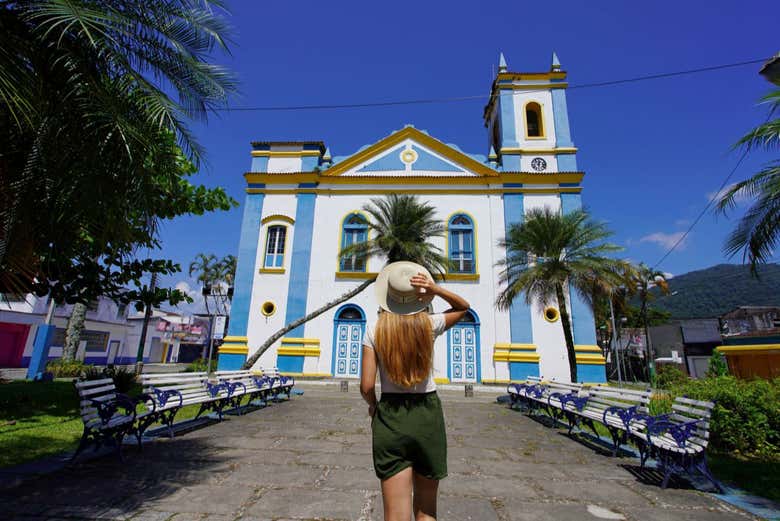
[
  {"left": 332, "top": 304, "right": 366, "bottom": 379},
  {"left": 448, "top": 310, "right": 480, "bottom": 383}
]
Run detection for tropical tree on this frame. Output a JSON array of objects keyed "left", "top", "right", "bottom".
[
  {"left": 189, "top": 253, "right": 220, "bottom": 289},
  {"left": 241, "top": 194, "right": 448, "bottom": 369},
  {"left": 496, "top": 208, "right": 624, "bottom": 382},
  {"left": 218, "top": 255, "right": 238, "bottom": 286},
  {"left": 0, "top": 0, "right": 237, "bottom": 308},
  {"left": 717, "top": 66, "right": 779, "bottom": 274}
]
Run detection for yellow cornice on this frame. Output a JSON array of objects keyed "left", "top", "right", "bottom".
[
  {"left": 247, "top": 187, "right": 582, "bottom": 196},
  {"left": 335, "top": 271, "right": 378, "bottom": 280},
  {"left": 245, "top": 171, "right": 583, "bottom": 186},
  {"left": 494, "top": 343, "right": 538, "bottom": 351},
  {"left": 219, "top": 346, "right": 248, "bottom": 355},
  {"left": 437, "top": 273, "right": 480, "bottom": 282},
  {"left": 494, "top": 352, "right": 541, "bottom": 362},
  {"left": 261, "top": 214, "right": 295, "bottom": 225},
  {"left": 497, "top": 71, "right": 568, "bottom": 82},
  {"left": 321, "top": 127, "right": 499, "bottom": 178},
  {"left": 223, "top": 336, "right": 248, "bottom": 343},
  {"left": 434, "top": 377, "right": 450, "bottom": 384},
  {"left": 574, "top": 345, "right": 603, "bottom": 353},
  {"left": 278, "top": 346, "right": 321, "bottom": 357},
  {"left": 500, "top": 147, "right": 578, "bottom": 155},
  {"left": 251, "top": 150, "right": 321, "bottom": 157},
  {"left": 716, "top": 344, "right": 780, "bottom": 354},
  {"left": 281, "top": 338, "right": 321, "bottom": 345},
  {"left": 497, "top": 83, "right": 568, "bottom": 91},
  {"left": 259, "top": 267, "right": 285, "bottom": 274},
  {"left": 576, "top": 353, "right": 606, "bottom": 365}
]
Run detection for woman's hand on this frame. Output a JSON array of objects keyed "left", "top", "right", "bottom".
[
  {"left": 410, "top": 272, "right": 438, "bottom": 299},
  {"left": 368, "top": 403, "right": 376, "bottom": 418}
]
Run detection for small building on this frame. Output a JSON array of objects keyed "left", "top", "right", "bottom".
[
  {"left": 648, "top": 319, "right": 721, "bottom": 378},
  {"left": 717, "top": 307, "right": 780, "bottom": 379},
  {"left": 0, "top": 293, "right": 208, "bottom": 370}
]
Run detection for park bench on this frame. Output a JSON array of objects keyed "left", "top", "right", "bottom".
[
  {"left": 214, "top": 370, "right": 275, "bottom": 408},
  {"left": 140, "top": 372, "right": 242, "bottom": 433},
  {"left": 542, "top": 381, "right": 588, "bottom": 421},
  {"left": 506, "top": 376, "right": 542, "bottom": 409},
  {"left": 262, "top": 366, "right": 296, "bottom": 400},
  {"left": 561, "top": 386, "right": 653, "bottom": 455},
  {"left": 629, "top": 396, "right": 723, "bottom": 491},
  {"left": 73, "top": 378, "right": 155, "bottom": 461}
]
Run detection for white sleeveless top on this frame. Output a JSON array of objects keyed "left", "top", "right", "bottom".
[{"left": 362, "top": 313, "right": 447, "bottom": 394}]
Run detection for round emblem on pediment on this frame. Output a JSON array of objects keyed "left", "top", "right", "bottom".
[
  {"left": 531, "top": 157, "right": 547, "bottom": 171},
  {"left": 400, "top": 149, "right": 418, "bottom": 164}
]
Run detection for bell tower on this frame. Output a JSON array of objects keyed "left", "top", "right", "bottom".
[{"left": 484, "top": 52, "right": 577, "bottom": 173}]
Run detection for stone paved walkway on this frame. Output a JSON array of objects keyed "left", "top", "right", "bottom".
[{"left": 2, "top": 383, "right": 758, "bottom": 521}]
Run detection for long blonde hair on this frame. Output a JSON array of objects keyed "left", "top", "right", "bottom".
[{"left": 374, "top": 311, "right": 433, "bottom": 387}]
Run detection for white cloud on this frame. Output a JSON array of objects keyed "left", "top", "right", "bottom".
[
  {"left": 663, "top": 272, "right": 674, "bottom": 279},
  {"left": 173, "top": 279, "right": 207, "bottom": 315},
  {"left": 707, "top": 183, "right": 751, "bottom": 205},
  {"left": 640, "top": 231, "right": 687, "bottom": 250}
]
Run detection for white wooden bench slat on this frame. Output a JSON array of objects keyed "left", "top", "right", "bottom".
[{"left": 75, "top": 378, "right": 115, "bottom": 388}]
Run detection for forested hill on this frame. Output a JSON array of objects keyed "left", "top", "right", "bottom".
[{"left": 650, "top": 263, "right": 780, "bottom": 319}]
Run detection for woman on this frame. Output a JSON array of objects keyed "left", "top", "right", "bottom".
[{"left": 360, "top": 261, "right": 470, "bottom": 521}]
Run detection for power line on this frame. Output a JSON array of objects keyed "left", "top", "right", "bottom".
[{"left": 216, "top": 57, "right": 769, "bottom": 112}]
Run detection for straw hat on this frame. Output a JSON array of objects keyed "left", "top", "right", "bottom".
[{"left": 375, "top": 261, "right": 435, "bottom": 315}]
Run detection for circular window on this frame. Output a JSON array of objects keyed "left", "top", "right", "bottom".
[
  {"left": 544, "top": 306, "right": 559, "bottom": 323},
  {"left": 261, "top": 301, "right": 277, "bottom": 317},
  {"left": 400, "top": 149, "right": 418, "bottom": 164}
]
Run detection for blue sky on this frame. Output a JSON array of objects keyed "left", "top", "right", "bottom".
[{"left": 159, "top": 0, "right": 779, "bottom": 312}]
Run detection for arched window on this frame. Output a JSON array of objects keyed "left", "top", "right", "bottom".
[
  {"left": 340, "top": 213, "right": 368, "bottom": 272},
  {"left": 525, "top": 102, "right": 544, "bottom": 138},
  {"left": 264, "top": 225, "right": 286, "bottom": 268},
  {"left": 448, "top": 214, "right": 475, "bottom": 274}
]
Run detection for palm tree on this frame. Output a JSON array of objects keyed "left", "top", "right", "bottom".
[
  {"left": 630, "top": 263, "right": 669, "bottom": 380},
  {"left": 241, "top": 194, "right": 448, "bottom": 369},
  {"left": 717, "top": 85, "right": 779, "bottom": 274},
  {"left": 496, "top": 208, "right": 624, "bottom": 382},
  {"left": 218, "top": 255, "right": 238, "bottom": 286},
  {"left": 189, "top": 253, "right": 219, "bottom": 288},
  {"left": 1, "top": 0, "right": 236, "bottom": 295}
]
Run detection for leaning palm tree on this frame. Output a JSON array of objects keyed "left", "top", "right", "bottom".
[
  {"left": 496, "top": 208, "right": 624, "bottom": 382},
  {"left": 717, "top": 85, "right": 780, "bottom": 274},
  {"left": 242, "top": 194, "right": 448, "bottom": 369},
  {"left": 218, "top": 255, "right": 238, "bottom": 286},
  {"left": 189, "top": 253, "right": 219, "bottom": 288}
]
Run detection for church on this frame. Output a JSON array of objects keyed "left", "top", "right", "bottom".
[{"left": 217, "top": 53, "right": 606, "bottom": 384}]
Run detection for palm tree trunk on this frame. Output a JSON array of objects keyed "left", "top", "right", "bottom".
[
  {"left": 62, "top": 302, "right": 87, "bottom": 361},
  {"left": 555, "top": 284, "right": 578, "bottom": 383},
  {"left": 241, "top": 277, "right": 377, "bottom": 370}
]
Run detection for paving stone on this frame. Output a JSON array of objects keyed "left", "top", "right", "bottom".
[
  {"left": 144, "top": 484, "right": 255, "bottom": 515},
  {"left": 245, "top": 488, "right": 367, "bottom": 519},
  {"left": 535, "top": 479, "right": 652, "bottom": 507},
  {"left": 437, "top": 495, "right": 500, "bottom": 520},
  {"left": 1, "top": 384, "right": 761, "bottom": 521},
  {"left": 504, "top": 501, "right": 627, "bottom": 521}
]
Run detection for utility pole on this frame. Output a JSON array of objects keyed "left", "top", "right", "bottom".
[
  {"left": 135, "top": 272, "right": 158, "bottom": 375},
  {"left": 608, "top": 297, "right": 622, "bottom": 386}
]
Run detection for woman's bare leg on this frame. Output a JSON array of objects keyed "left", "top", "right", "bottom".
[
  {"left": 380, "top": 467, "right": 413, "bottom": 521},
  {"left": 412, "top": 472, "right": 439, "bottom": 521}
]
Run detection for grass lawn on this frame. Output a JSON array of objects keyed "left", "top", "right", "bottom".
[{"left": 0, "top": 379, "right": 203, "bottom": 468}]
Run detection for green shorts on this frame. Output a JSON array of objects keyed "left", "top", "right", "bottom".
[{"left": 372, "top": 391, "right": 447, "bottom": 481}]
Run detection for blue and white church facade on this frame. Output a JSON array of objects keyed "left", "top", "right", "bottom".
[{"left": 218, "top": 53, "right": 606, "bottom": 384}]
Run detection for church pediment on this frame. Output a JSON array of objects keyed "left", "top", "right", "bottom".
[{"left": 323, "top": 126, "right": 498, "bottom": 177}]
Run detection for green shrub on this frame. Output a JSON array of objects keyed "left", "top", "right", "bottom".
[
  {"left": 667, "top": 376, "right": 780, "bottom": 459},
  {"left": 46, "top": 359, "right": 91, "bottom": 378},
  {"left": 649, "top": 391, "right": 673, "bottom": 416},
  {"left": 655, "top": 364, "right": 688, "bottom": 390},
  {"left": 705, "top": 351, "right": 729, "bottom": 378},
  {"left": 184, "top": 358, "right": 215, "bottom": 373},
  {"left": 103, "top": 366, "right": 137, "bottom": 393},
  {"left": 82, "top": 366, "right": 104, "bottom": 380}
]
